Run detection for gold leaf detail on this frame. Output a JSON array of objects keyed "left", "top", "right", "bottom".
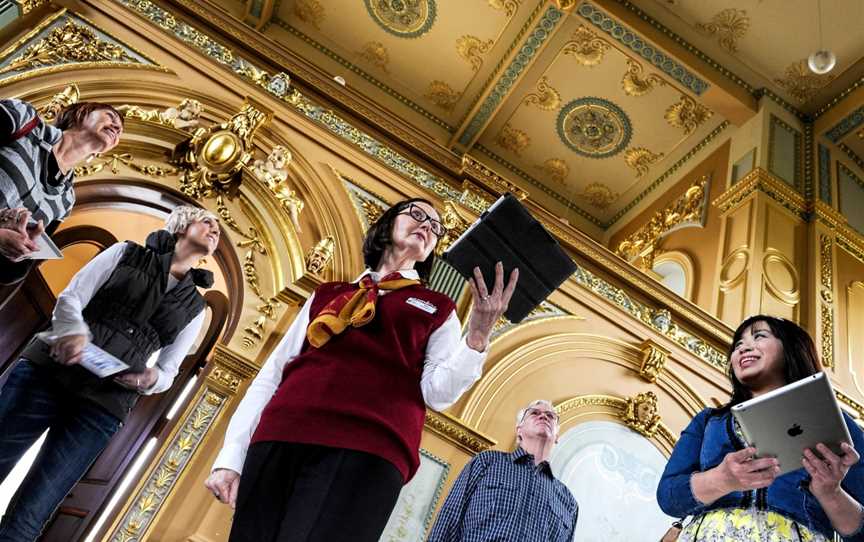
[
  {"left": 579, "top": 182, "right": 618, "bottom": 210},
  {"left": 695, "top": 8, "right": 749, "bottom": 53},
  {"left": 621, "top": 59, "right": 666, "bottom": 97},
  {"left": 664, "top": 96, "right": 713, "bottom": 135},
  {"left": 616, "top": 176, "right": 707, "bottom": 265},
  {"left": 774, "top": 59, "right": 835, "bottom": 105},
  {"left": 495, "top": 123, "right": 530, "bottom": 155},
  {"left": 621, "top": 391, "right": 661, "bottom": 437},
  {"left": 523, "top": 76, "right": 561, "bottom": 111},
  {"left": 0, "top": 19, "right": 136, "bottom": 76},
  {"left": 356, "top": 41, "right": 389, "bottom": 73},
  {"left": 487, "top": 0, "right": 521, "bottom": 16},
  {"left": 306, "top": 236, "right": 336, "bottom": 275},
  {"left": 562, "top": 25, "right": 609, "bottom": 67},
  {"left": 294, "top": 0, "right": 325, "bottom": 29},
  {"left": 535, "top": 158, "right": 569, "bottom": 183},
  {"left": 456, "top": 35, "right": 494, "bottom": 72},
  {"left": 624, "top": 147, "right": 665, "bottom": 178},
  {"left": 425, "top": 80, "right": 461, "bottom": 111}
]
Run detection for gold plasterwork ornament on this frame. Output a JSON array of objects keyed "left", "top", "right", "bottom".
[
  {"left": 119, "top": 99, "right": 203, "bottom": 130},
  {"left": 39, "top": 83, "right": 79, "bottom": 122},
  {"left": 460, "top": 155, "right": 529, "bottom": 201},
  {"left": 173, "top": 99, "right": 271, "bottom": 200},
  {"left": 456, "top": 35, "right": 494, "bottom": 72},
  {"left": 356, "top": 41, "right": 390, "bottom": 73},
  {"left": 579, "top": 182, "right": 618, "bottom": 210},
  {"left": 425, "top": 410, "right": 497, "bottom": 455},
  {"left": 294, "top": 0, "right": 325, "bottom": 29},
  {"left": 665, "top": 96, "right": 713, "bottom": 135},
  {"left": 624, "top": 147, "right": 665, "bottom": 178},
  {"left": 435, "top": 200, "right": 472, "bottom": 256},
  {"left": 425, "top": 80, "right": 461, "bottom": 111},
  {"left": 616, "top": 176, "right": 708, "bottom": 268},
  {"left": 562, "top": 26, "right": 609, "bottom": 67},
  {"left": 486, "top": 0, "right": 521, "bottom": 16},
  {"left": 774, "top": 59, "right": 835, "bottom": 104},
  {"left": 14, "top": 0, "right": 50, "bottom": 13},
  {"left": 621, "top": 59, "right": 666, "bottom": 97},
  {"left": 251, "top": 146, "right": 304, "bottom": 233},
  {"left": 638, "top": 340, "right": 670, "bottom": 383},
  {"left": 496, "top": 123, "right": 530, "bottom": 155},
  {"left": 695, "top": 8, "right": 750, "bottom": 53},
  {"left": 535, "top": 158, "right": 569, "bottom": 183},
  {"left": 621, "top": 391, "right": 661, "bottom": 437},
  {"left": 74, "top": 153, "right": 180, "bottom": 178},
  {"left": 0, "top": 19, "right": 136, "bottom": 76},
  {"left": 523, "top": 76, "right": 561, "bottom": 111},
  {"left": 306, "top": 236, "right": 336, "bottom": 275}
]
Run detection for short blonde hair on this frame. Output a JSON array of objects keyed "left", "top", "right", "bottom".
[{"left": 164, "top": 206, "right": 218, "bottom": 235}]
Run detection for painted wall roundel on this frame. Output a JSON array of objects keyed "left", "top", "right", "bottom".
[
  {"left": 364, "top": 0, "right": 437, "bottom": 38},
  {"left": 556, "top": 97, "right": 632, "bottom": 159}
]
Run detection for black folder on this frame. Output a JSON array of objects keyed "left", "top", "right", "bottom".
[{"left": 443, "top": 194, "right": 576, "bottom": 323}]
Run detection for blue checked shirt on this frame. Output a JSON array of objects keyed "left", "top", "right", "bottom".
[{"left": 428, "top": 447, "right": 578, "bottom": 542}]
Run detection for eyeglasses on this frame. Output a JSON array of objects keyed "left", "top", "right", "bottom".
[
  {"left": 523, "top": 407, "right": 559, "bottom": 424},
  {"left": 399, "top": 203, "right": 447, "bottom": 237}
]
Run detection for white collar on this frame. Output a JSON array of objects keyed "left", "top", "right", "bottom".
[{"left": 353, "top": 268, "right": 420, "bottom": 283}]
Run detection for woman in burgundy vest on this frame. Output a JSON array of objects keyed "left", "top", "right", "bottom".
[{"left": 206, "top": 198, "right": 518, "bottom": 542}]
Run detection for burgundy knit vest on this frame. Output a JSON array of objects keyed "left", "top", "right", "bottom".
[{"left": 251, "top": 280, "right": 455, "bottom": 481}]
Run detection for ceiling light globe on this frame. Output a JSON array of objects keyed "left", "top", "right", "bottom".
[{"left": 808, "top": 50, "right": 837, "bottom": 74}]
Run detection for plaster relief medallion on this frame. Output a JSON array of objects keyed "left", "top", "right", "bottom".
[
  {"left": 695, "top": 8, "right": 750, "bottom": 53},
  {"left": 425, "top": 80, "right": 460, "bottom": 110},
  {"left": 557, "top": 97, "right": 632, "bottom": 158},
  {"left": 356, "top": 41, "right": 390, "bottom": 73},
  {"left": 664, "top": 95, "right": 712, "bottom": 135},
  {"left": 775, "top": 59, "right": 835, "bottom": 104},
  {"left": 579, "top": 182, "right": 618, "bottom": 210},
  {"left": 365, "top": 0, "right": 437, "bottom": 38}
]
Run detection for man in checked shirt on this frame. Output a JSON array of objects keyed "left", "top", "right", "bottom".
[{"left": 427, "top": 399, "right": 578, "bottom": 541}]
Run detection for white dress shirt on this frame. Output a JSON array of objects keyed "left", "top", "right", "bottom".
[
  {"left": 212, "top": 269, "right": 486, "bottom": 474},
  {"left": 35, "top": 241, "right": 205, "bottom": 395}
]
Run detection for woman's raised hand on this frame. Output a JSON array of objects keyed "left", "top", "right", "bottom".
[{"left": 465, "top": 262, "right": 518, "bottom": 352}]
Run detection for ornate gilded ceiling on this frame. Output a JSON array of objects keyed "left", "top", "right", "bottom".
[{"left": 210, "top": 0, "right": 864, "bottom": 233}]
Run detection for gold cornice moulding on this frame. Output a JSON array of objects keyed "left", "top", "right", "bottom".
[
  {"left": 713, "top": 167, "right": 806, "bottom": 218},
  {"left": 424, "top": 410, "right": 497, "bottom": 455},
  {"left": 210, "top": 343, "right": 258, "bottom": 380}
]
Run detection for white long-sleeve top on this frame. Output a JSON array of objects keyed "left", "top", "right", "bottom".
[
  {"left": 212, "top": 269, "right": 486, "bottom": 474},
  {"left": 35, "top": 241, "right": 205, "bottom": 395}
]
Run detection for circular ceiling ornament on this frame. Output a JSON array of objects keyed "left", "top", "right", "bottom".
[
  {"left": 556, "top": 97, "right": 632, "bottom": 158},
  {"left": 364, "top": 0, "right": 437, "bottom": 39}
]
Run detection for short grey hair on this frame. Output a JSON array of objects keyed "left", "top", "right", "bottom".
[
  {"left": 516, "top": 399, "right": 555, "bottom": 425},
  {"left": 164, "top": 205, "right": 218, "bottom": 235}
]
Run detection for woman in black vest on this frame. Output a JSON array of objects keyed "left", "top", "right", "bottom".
[{"left": 0, "top": 205, "right": 219, "bottom": 542}]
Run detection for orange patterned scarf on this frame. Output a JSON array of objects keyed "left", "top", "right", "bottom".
[{"left": 306, "top": 272, "right": 420, "bottom": 348}]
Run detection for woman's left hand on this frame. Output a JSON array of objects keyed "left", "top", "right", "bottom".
[
  {"left": 114, "top": 367, "right": 159, "bottom": 392},
  {"left": 465, "top": 262, "right": 519, "bottom": 352},
  {"left": 803, "top": 442, "right": 860, "bottom": 498}
]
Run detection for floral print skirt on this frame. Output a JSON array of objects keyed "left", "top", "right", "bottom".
[{"left": 679, "top": 508, "right": 829, "bottom": 542}]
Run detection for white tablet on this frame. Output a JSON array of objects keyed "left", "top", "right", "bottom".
[
  {"left": 731, "top": 372, "right": 852, "bottom": 475},
  {"left": 79, "top": 343, "right": 130, "bottom": 378}
]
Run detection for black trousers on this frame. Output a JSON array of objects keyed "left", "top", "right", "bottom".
[{"left": 229, "top": 441, "right": 404, "bottom": 542}]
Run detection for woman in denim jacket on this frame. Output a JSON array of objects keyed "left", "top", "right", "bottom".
[{"left": 657, "top": 315, "right": 864, "bottom": 541}]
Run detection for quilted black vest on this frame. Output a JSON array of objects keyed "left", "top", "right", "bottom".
[{"left": 23, "top": 230, "right": 213, "bottom": 420}]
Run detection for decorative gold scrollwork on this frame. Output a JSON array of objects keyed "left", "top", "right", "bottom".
[
  {"left": 495, "top": 123, "right": 530, "bottom": 156},
  {"left": 435, "top": 201, "right": 472, "bottom": 256},
  {"left": 665, "top": 96, "right": 713, "bottom": 135},
  {"left": 119, "top": 99, "right": 203, "bottom": 130},
  {"left": 616, "top": 176, "right": 708, "bottom": 268},
  {"left": 621, "top": 391, "right": 661, "bottom": 437},
  {"left": 562, "top": 26, "right": 609, "bottom": 67},
  {"left": 624, "top": 147, "right": 664, "bottom": 178},
  {"left": 74, "top": 153, "right": 180, "bottom": 178},
  {"left": 523, "top": 76, "right": 561, "bottom": 111},
  {"left": 456, "top": 35, "right": 494, "bottom": 72},
  {"left": 40, "top": 84, "right": 80, "bottom": 122},
  {"left": 621, "top": 59, "right": 666, "bottom": 97}
]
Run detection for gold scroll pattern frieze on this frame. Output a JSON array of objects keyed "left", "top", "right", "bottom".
[
  {"left": 424, "top": 410, "right": 497, "bottom": 455},
  {"left": 616, "top": 176, "right": 708, "bottom": 269},
  {"left": 621, "top": 59, "right": 666, "bottom": 97}
]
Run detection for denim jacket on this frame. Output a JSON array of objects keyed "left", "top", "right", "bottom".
[{"left": 657, "top": 407, "right": 864, "bottom": 540}]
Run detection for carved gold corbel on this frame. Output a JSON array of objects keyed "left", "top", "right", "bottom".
[{"left": 638, "top": 339, "right": 670, "bottom": 383}]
